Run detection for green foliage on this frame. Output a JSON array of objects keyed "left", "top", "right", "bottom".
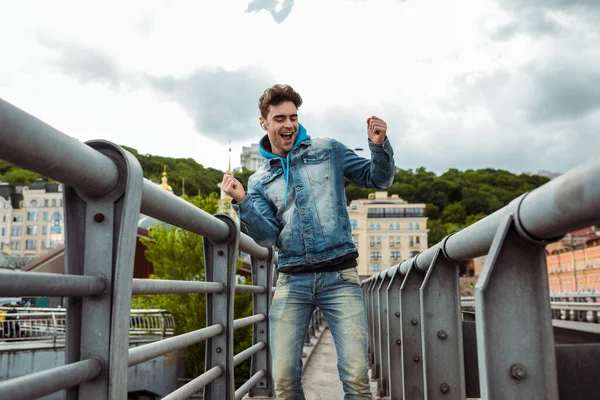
[
  {"left": 131, "top": 192, "right": 254, "bottom": 387},
  {"left": 0, "top": 164, "right": 48, "bottom": 185},
  {"left": 426, "top": 220, "right": 446, "bottom": 246},
  {"left": 122, "top": 145, "right": 224, "bottom": 197}
]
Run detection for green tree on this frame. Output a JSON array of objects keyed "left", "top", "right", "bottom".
[
  {"left": 131, "top": 192, "right": 254, "bottom": 387},
  {"left": 426, "top": 220, "right": 446, "bottom": 246},
  {"left": 441, "top": 202, "right": 467, "bottom": 225}
]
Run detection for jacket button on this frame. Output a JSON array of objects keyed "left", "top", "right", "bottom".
[
  {"left": 296, "top": 186, "right": 301, "bottom": 190},
  {"left": 300, "top": 208, "right": 305, "bottom": 213}
]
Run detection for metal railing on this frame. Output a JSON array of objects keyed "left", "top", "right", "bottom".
[
  {"left": 0, "top": 98, "right": 278, "bottom": 400},
  {"left": 0, "top": 308, "right": 176, "bottom": 342},
  {"left": 363, "top": 156, "right": 600, "bottom": 399}
]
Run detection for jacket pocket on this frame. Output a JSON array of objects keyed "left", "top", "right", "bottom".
[{"left": 302, "top": 150, "right": 331, "bottom": 185}]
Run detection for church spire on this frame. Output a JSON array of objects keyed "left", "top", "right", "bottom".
[
  {"left": 228, "top": 141, "right": 232, "bottom": 174},
  {"left": 159, "top": 164, "right": 173, "bottom": 192}
]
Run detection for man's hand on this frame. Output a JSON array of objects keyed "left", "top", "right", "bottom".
[
  {"left": 367, "top": 116, "right": 387, "bottom": 144},
  {"left": 221, "top": 173, "right": 247, "bottom": 203}
]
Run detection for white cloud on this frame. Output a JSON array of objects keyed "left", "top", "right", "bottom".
[{"left": 1, "top": 0, "right": 598, "bottom": 176}]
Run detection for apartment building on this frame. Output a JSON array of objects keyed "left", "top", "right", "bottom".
[
  {"left": 240, "top": 143, "right": 263, "bottom": 171},
  {"left": 0, "top": 180, "right": 64, "bottom": 258},
  {"left": 348, "top": 191, "right": 428, "bottom": 277}
]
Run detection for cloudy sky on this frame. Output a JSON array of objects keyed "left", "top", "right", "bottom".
[{"left": 1, "top": 0, "right": 599, "bottom": 176}]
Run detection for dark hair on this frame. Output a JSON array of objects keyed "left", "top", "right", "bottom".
[{"left": 258, "top": 84, "right": 303, "bottom": 118}]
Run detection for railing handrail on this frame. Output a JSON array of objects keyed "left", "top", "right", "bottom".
[
  {"left": 0, "top": 98, "right": 269, "bottom": 260},
  {"left": 380, "top": 156, "right": 600, "bottom": 276},
  {"left": 0, "top": 97, "right": 277, "bottom": 399}
]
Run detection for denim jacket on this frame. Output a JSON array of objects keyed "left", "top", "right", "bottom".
[{"left": 233, "top": 124, "right": 395, "bottom": 270}]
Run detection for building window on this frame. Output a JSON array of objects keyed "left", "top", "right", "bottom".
[
  {"left": 369, "top": 264, "right": 381, "bottom": 272},
  {"left": 409, "top": 223, "right": 413, "bottom": 230},
  {"left": 350, "top": 219, "right": 358, "bottom": 230},
  {"left": 377, "top": 236, "right": 381, "bottom": 244},
  {"left": 27, "top": 211, "right": 38, "bottom": 221},
  {"left": 2, "top": 215, "right": 5, "bottom": 222},
  {"left": 26, "top": 226, "right": 38, "bottom": 235},
  {"left": 42, "top": 226, "right": 48, "bottom": 235},
  {"left": 44, "top": 199, "right": 49, "bottom": 207},
  {"left": 410, "top": 250, "right": 420, "bottom": 257},
  {"left": 43, "top": 212, "right": 49, "bottom": 221},
  {"left": 409, "top": 236, "right": 414, "bottom": 246},
  {"left": 13, "top": 215, "right": 23, "bottom": 222},
  {"left": 396, "top": 223, "right": 400, "bottom": 230},
  {"left": 396, "top": 237, "right": 401, "bottom": 244},
  {"left": 369, "top": 223, "right": 375, "bottom": 230},
  {"left": 406, "top": 208, "right": 425, "bottom": 217},
  {"left": 41, "top": 240, "right": 46, "bottom": 249},
  {"left": 415, "top": 223, "right": 420, "bottom": 230},
  {"left": 1, "top": 227, "right": 5, "bottom": 236},
  {"left": 11, "top": 241, "right": 21, "bottom": 250},
  {"left": 52, "top": 199, "right": 57, "bottom": 207},
  {"left": 389, "top": 223, "right": 394, "bottom": 230},
  {"left": 367, "top": 208, "right": 385, "bottom": 218},
  {"left": 26, "top": 240, "right": 36, "bottom": 250},
  {"left": 11, "top": 227, "right": 21, "bottom": 236},
  {"left": 391, "top": 251, "right": 401, "bottom": 260},
  {"left": 352, "top": 235, "right": 358, "bottom": 244},
  {"left": 416, "top": 236, "right": 420, "bottom": 244},
  {"left": 29, "top": 200, "right": 38, "bottom": 208},
  {"left": 370, "top": 237, "right": 375, "bottom": 247},
  {"left": 390, "top": 237, "right": 394, "bottom": 247},
  {"left": 371, "top": 251, "right": 381, "bottom": 260},
  {"left": 376, "top": 223, "right": 381, "bottom": 230},
  {"left": 0, "top": 242, "right": 3, "bottom": 250},
  {"left": 51, "top": 212, "right": 63, "bottom": 234}
]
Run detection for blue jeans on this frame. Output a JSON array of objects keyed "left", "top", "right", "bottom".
[{"left": 269, "top": 267, "right": 372, "bottom": 399}]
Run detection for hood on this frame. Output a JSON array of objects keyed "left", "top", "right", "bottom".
[{"left": 258, "top": 124, "right": 310, "bottom": 208}]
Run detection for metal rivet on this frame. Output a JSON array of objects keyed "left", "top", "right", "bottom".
[
  {"left": 395, "top": 312, "right": 400, "bottom": 317},
  {"left": 413, "top": 356, "right": 420, "bottom": 362},
  {"left": 440, "top": 383, "right": 450, "bottom": 393},
  {"left": 511, "top": 364, "right": 527, "bottom": 380},
  {"left": 216, "top": 347, "right": 222, "bottom": 353},
  {"left": 94, "top": 213, "right": 104, "bottom": 223},
  {"left": 438, "top": 330, "right": 448, "bottom": 340},
  {"left": 411, "top": 319, "right": 418, "bottom": 325},
  {"left": 218, "top": 250, "right": 224, "bottom": 256},
  {"left": 260, "top": 329, "right": 264, "bottom": 334},
  {"left": 260, "top": 264, "right": 264, "bottom": 269},
  {"left": 396, "top": 340, "right": 401, "bottom": 345}
]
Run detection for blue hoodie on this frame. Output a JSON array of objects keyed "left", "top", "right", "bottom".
[{"left": 258, "top": 123, "right": 310, "bottom": 208}]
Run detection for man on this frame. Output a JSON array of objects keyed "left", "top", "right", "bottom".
[{"left": 221, "top": 84, "right": 394, "bottom": 399}]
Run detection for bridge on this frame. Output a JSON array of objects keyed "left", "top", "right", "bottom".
[{"left": 1, "top": 97, "right": 600, "bottom": 399}]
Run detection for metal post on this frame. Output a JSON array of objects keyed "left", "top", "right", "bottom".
[
  {"left": 203, "top": 214, "right": 240, "bottom": 400},
  {"left": 371, "top": 273, "right": 382, "bottom": 381},
  {"left": 377, "top": 271, "right": 392, "bottom": 398},
  {"left": 365, "top": 278, "right": 376, "bottom": 369},
  {"left": 386, "top": 266, "right": 404, "bottom": 400},
  {"left": 249, "top": 248, "right": 275, "bottom": 398},
  {"left": 420, "top": 246, "right": 465, "bottom": 399},
  {"left": 63, "top": 141, "right": 143, "bottom": 399},
  {"left": 475, "top": 213, "right": 559, "bottom": 399},
  {"left": 400, "top": 261, "right": 426, "bottom": 399}
]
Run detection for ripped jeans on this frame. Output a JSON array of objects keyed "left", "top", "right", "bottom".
[{"left": 269, "top": 268, "right": 372, "bottom": 400}]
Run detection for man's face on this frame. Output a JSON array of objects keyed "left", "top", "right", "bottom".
[{"left": 262, "top": 101, "right": 299, "bottom": 157}]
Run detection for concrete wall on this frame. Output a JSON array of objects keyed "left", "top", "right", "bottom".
[{"left": 0, "top": 342, "right": 181, "bottom": 399}]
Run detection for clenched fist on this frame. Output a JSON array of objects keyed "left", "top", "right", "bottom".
[
  {"left": 367, "top": 116, "right": 387, "bottom": 144},
  {"left": 221, "top": 173, "right": 246, "bottom": 203}
]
